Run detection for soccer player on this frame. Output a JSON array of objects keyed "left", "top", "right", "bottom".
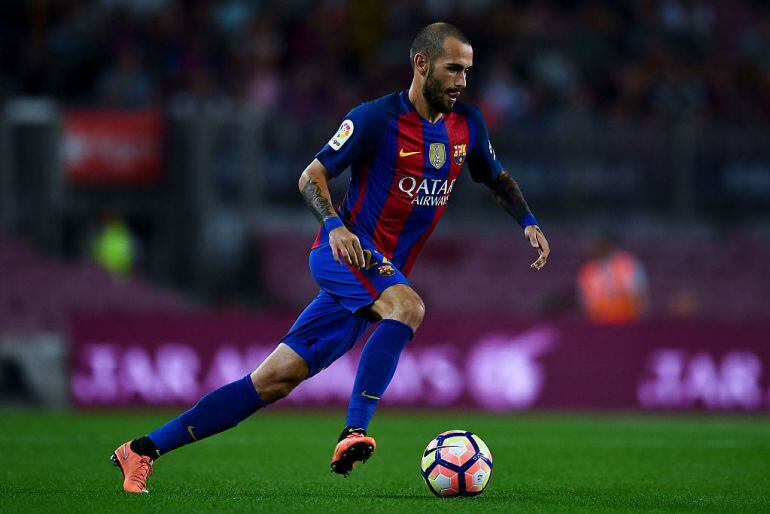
[{"left": 112, "top": 22, "right": 549, "bottom": 493}]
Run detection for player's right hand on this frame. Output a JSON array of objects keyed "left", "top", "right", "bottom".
[{"left": 329, "top": 226, "right": 366, "bottom": 268}]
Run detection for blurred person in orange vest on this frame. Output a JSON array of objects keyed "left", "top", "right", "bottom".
[{"left": 577, "top": 234, "right": 649, "bottom": 323}]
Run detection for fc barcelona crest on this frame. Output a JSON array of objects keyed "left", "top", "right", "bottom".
[
  {"left": 453, "top": 143, "right": 467, "bottom": 165},
  {"left": 429, "top": 143, "right": 446, "bottom": 169}
]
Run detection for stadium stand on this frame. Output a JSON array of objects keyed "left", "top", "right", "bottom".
[
  {"left": 258, "top": 228, "right": 770, "bottom": 321},
  {"left": 0, "top": 233, "right": 191, "bottom": 335}
]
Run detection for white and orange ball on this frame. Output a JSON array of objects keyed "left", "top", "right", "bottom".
[{"left": 420, "top": 430, "right": 493, "bottom": 497}]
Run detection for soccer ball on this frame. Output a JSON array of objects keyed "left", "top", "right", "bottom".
[{"left": 420, "top": 430, "right": 493, "bottom": 497}]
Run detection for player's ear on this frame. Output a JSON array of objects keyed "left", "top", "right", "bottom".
[{"left": 414, "top": 53, "right": 429, "bottom": 77}]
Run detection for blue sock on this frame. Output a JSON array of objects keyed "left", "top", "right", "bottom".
[
  {"left": 148, "top": 374, "right": 264, "bottom": 455},
  {"left": 346, "top": 319, "right": 413, "bottom": 430}
]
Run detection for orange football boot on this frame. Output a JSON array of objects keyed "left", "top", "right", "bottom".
[
  {"left": 330, "top": 432, "right": 376, "bottom": 477},
  {"left": 111, "top": 441, "right": 154, "bottom": 493}
]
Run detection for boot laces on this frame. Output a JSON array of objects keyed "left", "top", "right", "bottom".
[{"left": 129, "top": 456, "right": 153, "bottom": 487}]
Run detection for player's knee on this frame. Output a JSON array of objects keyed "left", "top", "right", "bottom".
[
  {"left": 392, "top": 293, "right": 426, "bottom": 331},
  {"left": 250, "top": 343, "right": 309, "bottom": 403},
  {"left": 409, "top": 295, "right": 426, "bottom": 328},
  {"left": 374, "top": 285, "right": 426, "bottom": 331},
  {"left": 251, "top": 367, "right": 306, "bottom": 404},
  {"left": 254, "top": 374, "right": 302, "bottom": 404},
  {"left": 266, "top": 380, "right": 300, "bottom": 403}
]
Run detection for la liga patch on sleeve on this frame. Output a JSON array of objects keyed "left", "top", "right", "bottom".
[{"left": 328, "top": 119, "right": 354, "bottom": 151}]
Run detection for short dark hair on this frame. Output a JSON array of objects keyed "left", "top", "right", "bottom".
[{"left": 409, "top": 22, "right": 470, "bottom": 68}]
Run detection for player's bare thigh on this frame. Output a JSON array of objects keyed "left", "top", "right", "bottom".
[
  {"left": 249, "top": 343, "right": 309, "bottom": 403},
  {"left": 370, "top": 284, "right": 425, "bottom": 332}
]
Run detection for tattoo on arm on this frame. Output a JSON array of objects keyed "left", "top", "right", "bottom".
[
  {"left": 487, "top": 170, "right": 532, "bottom": 223},
  {"left": 301, "top": 179, "right": 336, "bottom": 224}
]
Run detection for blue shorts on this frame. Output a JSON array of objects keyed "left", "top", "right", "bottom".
[
  {"left": 309, "top": 242, "right": 410, "bottom": 314},
  {"left": 280, "top": 242, "right": 410, "bottom": 376}
]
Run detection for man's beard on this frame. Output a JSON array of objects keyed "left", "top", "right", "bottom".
[{"left": 422, "top": 67, "right": 455, "bottom": 114}]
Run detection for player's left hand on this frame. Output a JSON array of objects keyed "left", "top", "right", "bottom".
[{"left": 525, "top": 225, "right": 549, "bottom": 270}]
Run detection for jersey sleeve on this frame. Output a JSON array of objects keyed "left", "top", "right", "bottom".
[
  {"left": 315, "top": 102, "right": 385, "bottom": 177},
  {"left": 465, "top": 105, "right": 504, "bottom": 184}
]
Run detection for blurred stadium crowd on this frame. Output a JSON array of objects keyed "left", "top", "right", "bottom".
[
  {"left": 3, "top": 0, "right": 770, "bottom": 127},
  {"left": 1, "top": 0, "right": 770, "bottom": 332}
]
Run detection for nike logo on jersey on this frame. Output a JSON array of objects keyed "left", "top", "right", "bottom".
[
  {"left": 399, "top": 148, "right": 421, "bottom": 158},
  {"left": 122, "top": 446, "right": 129, "bottom": 460},
  {"left": 187, "top": 426, "right": 198, "bottom": 441},
  {"left": 361, "top": 390, "right": 381, "bottom": 400}
]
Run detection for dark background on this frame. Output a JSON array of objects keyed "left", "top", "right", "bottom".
[{"left": 1, "top": 0, "right": 769, "bottom": 347}]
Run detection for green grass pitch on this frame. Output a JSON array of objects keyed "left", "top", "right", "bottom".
[{"left": 1, "top": 410, "right": 769, "bottom": 513}]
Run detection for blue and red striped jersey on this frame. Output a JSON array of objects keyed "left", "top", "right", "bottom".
[{"left": 313, "top": 90, "right": 507, "bottom": 276}]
